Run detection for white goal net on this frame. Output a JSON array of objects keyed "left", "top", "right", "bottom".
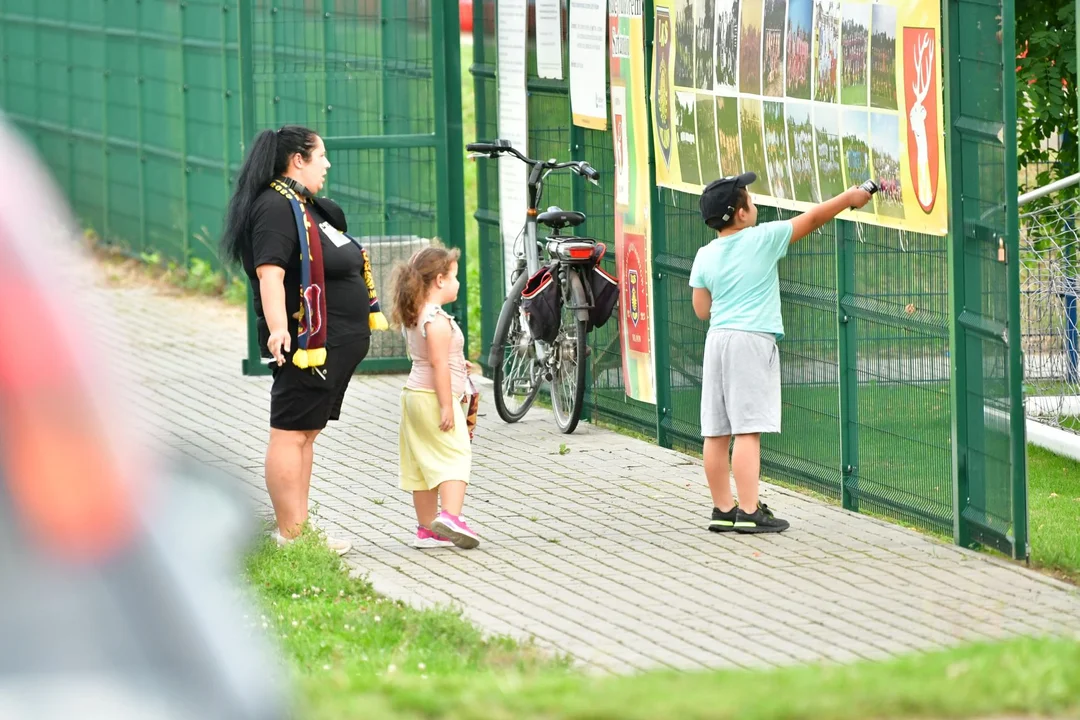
[{"left": 1020, "top": 178, "right": 1080, "bottom": 433}]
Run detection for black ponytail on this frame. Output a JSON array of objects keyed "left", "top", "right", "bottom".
[{"left": 220, "top": 125, "right": 318, "bottom": 265}]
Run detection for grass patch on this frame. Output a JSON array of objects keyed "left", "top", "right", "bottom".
[
  {"left": 88, "top": 230, "right": 248, "bottom": 306},
  {"left": 841, "top": 84, "right": 868, "bottom": 106},
  {"left": 248, "top": 532, "right": 1080, "bottom": 719},
  {"left": 1027, "top": 444, "right": 1080, "bottom": 584},
  {"left": 244, "top": 532, "right": 570, "bottom": 719}
]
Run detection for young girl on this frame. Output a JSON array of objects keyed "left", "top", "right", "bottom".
[{"left": 389, "top": 246, "right": 479, "bottom": 549}]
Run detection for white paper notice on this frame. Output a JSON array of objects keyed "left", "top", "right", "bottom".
[
  {"left": 569, "top": 0, "right": 607, "bottom": 130},
  {"left": 536, "top": 0, "right": 564, "bottom": 80},
  {"left": 497, "top": 0, "right": 528, "bottom": 291}
]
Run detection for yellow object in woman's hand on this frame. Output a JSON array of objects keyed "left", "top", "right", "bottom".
[{"left": 369, "top": 311, "right": 389, "bottom": 331}]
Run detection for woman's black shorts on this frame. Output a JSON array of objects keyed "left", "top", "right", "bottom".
[{"left": 270, "top": 336, "right": 371, "bottom": 431}]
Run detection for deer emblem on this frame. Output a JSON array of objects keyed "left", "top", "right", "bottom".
[{"left": 909, "top": 31, "right": 935, "bottom": 211}]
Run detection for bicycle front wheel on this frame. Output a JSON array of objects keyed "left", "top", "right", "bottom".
[
  {"left": 492, "top": 273, "right": 542, "bottom": 423},
  {"left": 550, "top": 300, "right": 588, "bottom": 434}
]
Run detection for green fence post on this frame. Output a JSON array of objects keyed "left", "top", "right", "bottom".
[
  {"left": 66, "top": 0, "right": 76, "bottom": 198},
  {"left": 836, "top": 219, "right": 860, "bottom": 511},
  {"left": 944, "top": 0, "right": 971, "bottom": 548},
  {"left": 472, "top": 0, "right": 502, "bottom": 372},
  {"left": 238, "top": 0, "right": 268, "bottom": 376},
  {"left": 433, "top": 0, "right": 468, "bottom": 337},
  {"left": 136, "top": 4, "right": 148, "bottom": 256},
  {"left": 1, "top": 4, "right": 6, "bottom": 115},
  {"left": 643, "top": 0, "right": 670, "bottom": 447},
  {"left": 321, "top": 0, "right": 334, "bottom": 194},
  {"left": 101, "top": 3, "right": 110, "bottom": 244},
  {"left": 178, "top": 2, "right": 191, "bottom": 264},
  {"left": 381, "top": 0, "right": 407, "bottom": 239},
  {"left": 1003, "top": 0, "right": 1028, "bottom": 560}
]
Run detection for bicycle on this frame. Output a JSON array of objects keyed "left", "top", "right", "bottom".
[{"left": 467, "top": 139, "right": 615, "bottom": 434}]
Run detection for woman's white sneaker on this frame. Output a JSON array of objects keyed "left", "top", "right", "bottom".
[{"left": 273, "top": 530, "right": 352, "bottom": 556}]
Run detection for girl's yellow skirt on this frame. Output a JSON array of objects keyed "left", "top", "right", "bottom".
[{"left": 399, "top": 388, "right": 472, "bottom": 491}]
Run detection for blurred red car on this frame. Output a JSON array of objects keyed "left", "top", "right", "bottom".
[{"left": 0, "top": 120, "right": 287, "bottom": 720}]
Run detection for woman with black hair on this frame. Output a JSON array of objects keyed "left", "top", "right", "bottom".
[{"left": 222, "top": 126, "right": 387, "bottom": 554}]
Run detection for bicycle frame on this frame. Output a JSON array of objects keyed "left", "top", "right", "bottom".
[
  {"left": 520, "top": 159, "right": 562, "bottom": 363},
  {"left": 524, "top": 161, "right": 546, "bottom": 278}
]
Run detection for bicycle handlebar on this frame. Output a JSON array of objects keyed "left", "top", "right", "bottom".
[
  {"left": 465, "top": 139, "right": 511, "bottom": 155},
  {"left": 468, "top": 139, "right": 600, "bottom": 183}
]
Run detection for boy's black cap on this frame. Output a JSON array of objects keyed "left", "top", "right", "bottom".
[{"left": 699, "top": 172, "right": 756, "bottom": 228}]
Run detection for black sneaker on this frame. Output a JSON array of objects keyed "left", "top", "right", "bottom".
[
  {"left": 734, "top": 503, "right": 790, "bottom": 534},
  {"left": 708, "top": 503, "right": 738, "bottom": 533}
]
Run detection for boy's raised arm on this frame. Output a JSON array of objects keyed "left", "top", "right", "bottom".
[{"left": 789, "top": 186, "right": 873, "bottom": 243}]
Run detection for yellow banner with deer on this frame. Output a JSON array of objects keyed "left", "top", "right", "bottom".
[{"left": 651, "top": 0, "right": 947, "bottom": 235}]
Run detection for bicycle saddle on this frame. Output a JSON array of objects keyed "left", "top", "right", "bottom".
[{"left": 537, "top": 207, "right": 586, "bottom": 230}]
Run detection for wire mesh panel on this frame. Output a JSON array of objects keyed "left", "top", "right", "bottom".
[
  {"left": 655, "top": 192, "right": 711, "bottom": 454},
  {"left": 845, "top": 224, "right": 953, "bottom": 532},
  {"left": 772, "top": 208, "right": 844, "bottom": 500},
  {"left": 526, "top": 92, "right": 572, "bottom": 212},
  {"left": 472, "top": 1, "right": 502, "bottom": 362},
  {"left": 0, "top": 0, "right": 240, "bottom": 263}
]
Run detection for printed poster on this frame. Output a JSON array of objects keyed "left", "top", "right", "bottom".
[
  {"left": 610, "top": 0, "right": 656, "bottom": 404},
  {"left": 570, "top": 0, "right": 609, "bottom": 129},
  {"left": 650, "top": 0, "right": 947, "bottom": 235},
  {"left": 536, "top": 0, "right": 564, "bottom": 80}
]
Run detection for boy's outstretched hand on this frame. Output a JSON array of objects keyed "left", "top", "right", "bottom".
[
  {"left": 846, "top": 186, "right": 874, "bottom": 210},
  {"left": 791, "top": 185, "right": 875, "bottom": 242}
]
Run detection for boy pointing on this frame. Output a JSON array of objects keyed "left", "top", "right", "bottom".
[{"left": 691, "top": 173, "right": 872, "bottom": 533}]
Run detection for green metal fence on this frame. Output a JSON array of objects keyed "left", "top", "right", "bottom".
[
  {"left": 471, "top": 0, "right": 1027, "bottom": 557},
  {"left": 0, "top": 0, "right": 465, "bottom": 375}
]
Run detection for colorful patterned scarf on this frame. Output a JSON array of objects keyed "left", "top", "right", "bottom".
[{"left": 270, "top": 178, "right": 327, "bottom": 369}]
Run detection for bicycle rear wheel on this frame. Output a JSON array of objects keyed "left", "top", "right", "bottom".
[
  {"left": 492, "top": 273, "right": 542, "bottom": 423},
  {"left": 550, "top": 298, "right": 588, "bottom": 434}
]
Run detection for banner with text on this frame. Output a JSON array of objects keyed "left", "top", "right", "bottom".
[
  {"left": 611, "top": 0, "right": 656, "bottom": 404},
  {"left": 651, "top": 0, "right": 947, "bottom": 235},
  {"left": 571, "top": 0, "right": 609, "bottom": 129}
]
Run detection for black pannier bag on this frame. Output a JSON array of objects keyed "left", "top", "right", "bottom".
[
  {"left": 520, "top": 267, "right": 560, "bottom": 343},
  {"left": 589, "top": 265, "right": 619, "bottom": 330}
]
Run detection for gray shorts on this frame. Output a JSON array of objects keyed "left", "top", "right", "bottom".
[{"left": 701, "top": 329, "right": 781, "bottom": 437}]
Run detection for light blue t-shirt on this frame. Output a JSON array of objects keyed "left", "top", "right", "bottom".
[{"left": 688, "top": 220, "right": 793, "bottom": 339}]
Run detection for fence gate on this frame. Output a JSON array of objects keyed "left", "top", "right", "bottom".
[
  {"left": 945, "top": 0, "right": 1027, "bottom": 558},
  {"left": 239, "top": 0, "right": 466, "bottom": 375}
]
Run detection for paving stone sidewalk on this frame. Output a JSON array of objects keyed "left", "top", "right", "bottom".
[{"left": 93, "top": 262, "right": 1080, "bottom": 675}]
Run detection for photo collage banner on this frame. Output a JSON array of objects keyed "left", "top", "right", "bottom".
[{"left": 651, "top": 0, "right": 948, "bottom": 235}]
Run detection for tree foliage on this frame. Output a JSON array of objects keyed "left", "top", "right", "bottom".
[{"left": 1016, "top": 0, "right": 1077, "bottom": 190}]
